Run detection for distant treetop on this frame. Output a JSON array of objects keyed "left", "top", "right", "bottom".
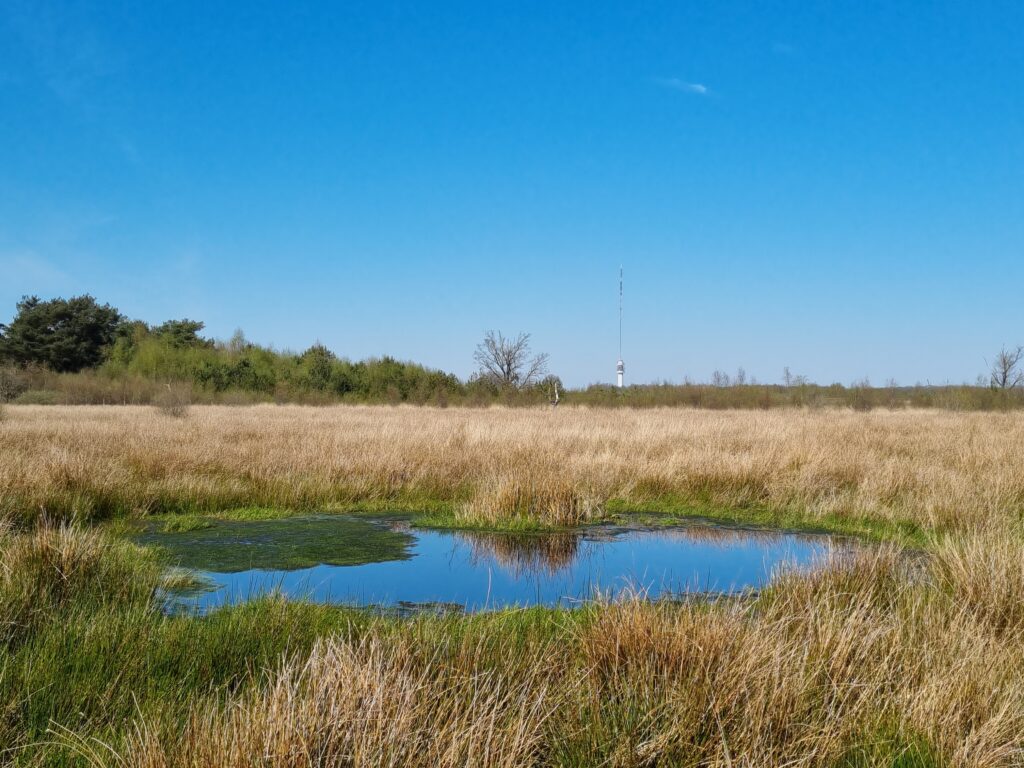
[{"left": 0, "top": 295, "right": 123, "bottom": 373}]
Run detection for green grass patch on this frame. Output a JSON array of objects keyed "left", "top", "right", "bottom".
[
  {"left": 604, "top": 496, "right": 929, "bottom": 547},
  {"left": 322, "top": 496, "right": 461, "bottom": 517},
  {"left": 214, "top": 506, "right": 296, "bottom": 521},
  {"left": 160, "top": 566, "right": 214, "bottom": 594},
  {"left": 161, "top": 512, "right": 216, "bottom": 532},
  {"left": 838, "top": 726, "right": 940, "bottom": 767}
]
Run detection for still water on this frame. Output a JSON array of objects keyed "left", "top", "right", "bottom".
[{"left": 139, "top": 515, "right": 840, "bottom": 613}]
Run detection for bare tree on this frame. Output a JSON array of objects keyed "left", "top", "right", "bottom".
[
  {"left": 990, "top": 345, "right": 1024, "bottom": 389},
  {"left": 474, "top": 331, "right": 549, "bottom": 389},
  {"left": 783, "top": 367, "right": 809, "bottom": 387}
]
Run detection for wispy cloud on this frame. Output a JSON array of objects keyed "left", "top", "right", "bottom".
[{"left": 655, "top": 77, "right": 709, "bottom": 96}]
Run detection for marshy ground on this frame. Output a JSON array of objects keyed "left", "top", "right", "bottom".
[{"left": 1, "top": 405, "right": 1023, "bottom": 766}]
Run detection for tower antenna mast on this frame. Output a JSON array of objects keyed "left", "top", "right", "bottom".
[{"left": 616, "top": 266, "right": 624, "bottom": 388}]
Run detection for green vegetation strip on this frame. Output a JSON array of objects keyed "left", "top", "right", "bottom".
[{"left": 112, "top": 493, "right": 929, "bottom": 547}]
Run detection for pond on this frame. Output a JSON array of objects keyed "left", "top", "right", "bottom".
[{"left": 136, "top": 515, "right": 844, "bottom": 613}]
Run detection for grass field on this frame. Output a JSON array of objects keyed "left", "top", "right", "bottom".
[
  {"left": 3, "top": 405, "right": 1024, "bottom": 537},
  {"left": 2, "top": 405, "right": 1024, "bottom": 766}
]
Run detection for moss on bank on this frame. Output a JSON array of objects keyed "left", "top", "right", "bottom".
[{"left": 132, "top": 514, "right": 414, "bottom": 572}]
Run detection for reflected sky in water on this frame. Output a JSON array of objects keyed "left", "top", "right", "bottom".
[{"left": 160, "top": 518, "right": 840, "bottom": 612}]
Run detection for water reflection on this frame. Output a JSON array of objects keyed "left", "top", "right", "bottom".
[
  {"left": 463, "top": 532, "right": 580, "bottom": 576},
  {"left": 143, "top": 516, "right": 843, "bottom": 613}
]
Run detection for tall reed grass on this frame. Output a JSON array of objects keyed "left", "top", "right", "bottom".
[{"left": 2, "top": 405, "right": 1023, "bottom": 536}]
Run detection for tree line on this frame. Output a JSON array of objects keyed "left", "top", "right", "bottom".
[
  {"left": 1, "top": 294, "right": 1021, "bottom": 409},
  {"left": 0, "top": 295, "right": 557, "bottom": 406}
]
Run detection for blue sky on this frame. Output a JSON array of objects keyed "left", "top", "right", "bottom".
[{"left": 1, "top": 1, "right": 1022, "bottom": 387}]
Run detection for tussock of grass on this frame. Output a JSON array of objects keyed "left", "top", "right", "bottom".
[
  {"left": 124, "top": 632, "right": 558, "bottom": 768},
  {"left": 456, "top": 470, "right": 606, "bottom": 528},
  {"left": 932, "top": 530, "right": 1024, "bottom": 635},
  {"left": 160, "top": 566, "right": 212, "bottom": 593},
  {"left": 0, "top": 521, "right": 158, "bottom": 646}
]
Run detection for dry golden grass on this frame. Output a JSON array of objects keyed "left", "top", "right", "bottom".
[
  {"left": 118, "top": 632, "right": 558, "bottom": 768},
  {"left": 2, "top": 404, "right": 1023, "bottom": 534},
  {"left": 2, "top": 406, "right": 1024, "bottom": 765}
]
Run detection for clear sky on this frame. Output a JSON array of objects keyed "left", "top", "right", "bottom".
[{"left": 2, "top": 1, "right": 1022, "bottom": 387}]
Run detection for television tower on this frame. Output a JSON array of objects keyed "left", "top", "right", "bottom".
[{"left": 616, "top": 266, "right": 625, "bottom": 388}]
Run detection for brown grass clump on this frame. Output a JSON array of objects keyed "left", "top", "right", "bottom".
[
  {"left": 0, "top": 521, "right": 156, "bottom": 645},
  {"left": 116, "top": 631, "right": 557, "bottom": 768},
  {"left": 932, "top": 530, "right": 1024, "bottom": 635},
  {"left": 562, "top": 546, "right": 1024, "bottom": 766},
  {"left": 2, "top": 405, "right": 1024, "bottom": 535},
  {"left": 152, "top": 383, "right": 192, "bottom": 419},
  {"left": 457, "top": 468, "right": 606, "bottom": 527}
]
